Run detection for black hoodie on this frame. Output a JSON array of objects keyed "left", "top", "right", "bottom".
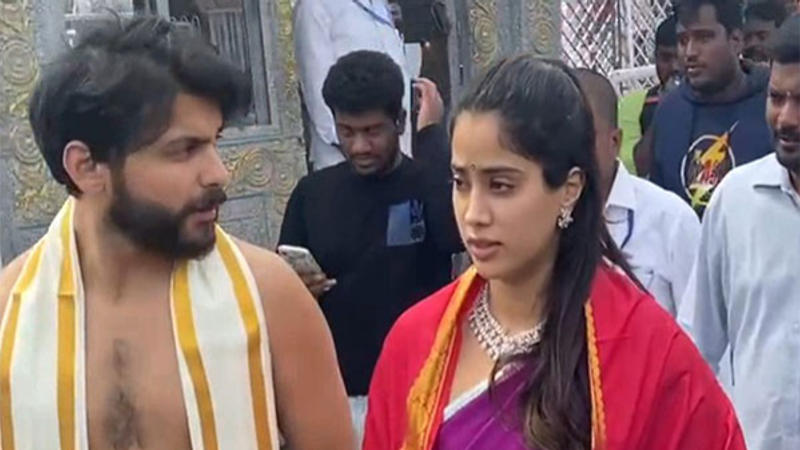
[{"left": 651, "top": 63, "right": 773, "bottom": 216}]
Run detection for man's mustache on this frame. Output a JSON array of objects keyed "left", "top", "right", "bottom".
[
  {"left": 776, "top": 128, "right": 800, "bottom": 143},
  {"left": 189, "top": 188, "right": 228, "bottom": 213}
]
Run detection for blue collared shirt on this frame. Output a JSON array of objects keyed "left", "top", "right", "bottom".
[{"left": 679, "top": 153, "right": 800, "bottom": 450}]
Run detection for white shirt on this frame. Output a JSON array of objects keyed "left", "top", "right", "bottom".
[
  {"left": 605, "top": 163, "right": 701, "bottom": 316},
  {"left": 678, "top": 154, "right": 800, "bottom": 450},
  {"left": 293, "top": 0, "right": 411, "bottom": 170}
]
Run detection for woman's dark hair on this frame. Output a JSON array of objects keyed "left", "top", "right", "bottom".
[
  {"left": 322, "top": 50, "right": 405, "bottom": 122},
  {"left": 453, "top": 55, "right": 638, "bottom": 449},
  {"left": 770, "top": 13, "right": 800, "bottom": 64},
  {"left": 29, "top": 15, "right": 251, "bottom": 195}
]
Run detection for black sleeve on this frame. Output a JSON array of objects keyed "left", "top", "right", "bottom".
[
  {"left": 639, "top": 100, "right": 658, "bottom": 135},
  {"left": 424, "top": 181, "right": 464, "bottom": 255},
  {"left": 416, "top": 129, "right": 464, "bottom": 255},
  {"left": 412, "top": 124, "right": 462, "bottom": 254},
  {"left": 277, "top": 177, "right": 309, "bottom": 248},
  {"left": 412, "top": 124, "right": 451, "bottom": 183}
]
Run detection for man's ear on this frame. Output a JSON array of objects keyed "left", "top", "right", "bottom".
[
  {"left": 62, "top": 141, "right": 108, "bottom": 194},
  {"left": 396, "top": 110, "right": 407, "bottom": 133},
  {"left": 611, "top": 127, "right": 623, "bottom": 157}
]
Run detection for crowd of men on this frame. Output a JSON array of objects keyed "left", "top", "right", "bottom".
[
  {"left": 290, "top": 0, "right": 800, "bottom": 447},
  {"left": 290, "top": 1, "right": 798, "bottom": 448},
  {"left": 0, "top": 0, "right": 798, "bottom": 448}
]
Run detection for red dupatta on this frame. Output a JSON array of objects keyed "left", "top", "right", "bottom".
[{"left": 364, "top": 265, "right": 745, "bottom": 450}]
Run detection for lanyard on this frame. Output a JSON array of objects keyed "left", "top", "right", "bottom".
[
  {"left": 351, "top": 0, "right": 395, "bottom": 28},
  {"left": 620, "top": 209, "right": 634, "bottom": 250}
]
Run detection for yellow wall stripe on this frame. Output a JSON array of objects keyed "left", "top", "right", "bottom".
[
  {"left": 216, "top": 230, "right": 272, "bottom": 450},
  {"left": 0, "top": 240, "right": 46, "bottom": 450},
  {"left": 173, "top": 262, "right": 219, "bottom": 450},
  {"left": 57, "top": 201, "right": 76, "bottom": 450}
]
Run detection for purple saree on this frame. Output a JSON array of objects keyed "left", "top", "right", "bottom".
[{"left": 433, "top": 364, "right": 535, "bottom": 450}]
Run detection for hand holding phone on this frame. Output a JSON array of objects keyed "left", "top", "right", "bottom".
[{"left": 278, "top": 245, "right": 336, "bottom": 298}]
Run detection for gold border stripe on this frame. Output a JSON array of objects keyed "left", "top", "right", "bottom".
[
  {"left": 216, "top": 230, "right": 272, "bottom": 450},
  {"left": 585, "top": 303, "right": 607, "bottom": 449},
  {"left": 403, "top": 267, "right": 478, "bottom": 450},
  {"left": 57, "top": 201, "right": 77, "bottom": 450},
  {"left": 0, "top": 241, "right": 46, "bottom": 450},
  {"left": 173, "top": 262, "right": 219, "bottom": 450}
]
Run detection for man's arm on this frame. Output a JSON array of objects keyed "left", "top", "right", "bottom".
[
  {"left": 277, "top": 178, "right": 308, "bottom": 248},
  {"left": 294, "top": 0, "right": 339, "bottom": 149},
  {"left": 413, "top": 78, "right": 464, "bottom": 256},
  {"left": 677, "top": 187, "right": 729, "bottom": 375},
  {"left": 418, "top": 131, "right": 464, "bottom": 256},
  {"left": 236, "top": 240, "right": 354, "bottom": 450},
  {"left": 414, "top": 125, "right": 450, "bottom": 178},
  {"left": 411, "top": 78, "right": 450, "bottom": 173},
  {"left": 634, "top": 124, "right": 655, "bottom": 178},
  {"left": 667, "top": 200, "right": 702, "bottom": 313},
  {"left": 277, "top": 179, "right": 336, "bottom": 298}
]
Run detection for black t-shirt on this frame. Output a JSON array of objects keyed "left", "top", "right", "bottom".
[{"left": 278, "top": 125, "right": 463, "bottom": 395}]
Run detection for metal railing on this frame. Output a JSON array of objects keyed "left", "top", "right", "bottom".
[
  {"left": 608, "top": 64, "right": 658, "bottom": 96},
  {"left": 562, "top": 0, "right": 671, "bottom": 77}
]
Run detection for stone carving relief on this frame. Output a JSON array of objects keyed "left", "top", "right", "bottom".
[
  {"left": 1, "top": 0, "right": 67, "bottom": 225},
  {"left": 469, "top": 0, "right": 498, "bottom": 69},
  {"left": 220, "top": 136, "right": 305, "bottom": 247},
  {"left": 528, "top": 0, "right": 560, "bottom": 57},
  {"left": 275, "top": 0, "right": 302, "bottom": 132}
]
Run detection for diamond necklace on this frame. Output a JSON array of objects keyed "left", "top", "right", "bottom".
[{"left": 468, "top": 284, "right": 545, "bottom": 361}]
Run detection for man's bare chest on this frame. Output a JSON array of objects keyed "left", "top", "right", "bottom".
[{"left": 84, "top": 297, "right": 191, "bottom": 450}]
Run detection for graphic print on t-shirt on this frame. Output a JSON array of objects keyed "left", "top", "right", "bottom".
[
  {"left": 386, "top": 199, "right": 426, "bottom": 246},
  {"left": 680, "top": 122, "right": 738, "bottom": 214}
]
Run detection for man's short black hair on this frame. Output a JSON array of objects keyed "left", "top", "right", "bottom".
[
  {"left": 770, "top": 13, "right": 800, "bottom": 64},
  {"left": 574, "top": 68, "right": 619, "bottom": 129},
  {"left": 322, "top": 50, "right": 405, "bottom": 121},
  {"left": 745, "top": 1, "right": 788, "bottom": 26},
  {"left": 29, "top": 15, "right": 251, "bottom": 195},
  {"left": 656, "top": 14, "right": 679, "bottom": 48},
  {"left": 675, "top": 0, "right": 745, "bottom": 33}
]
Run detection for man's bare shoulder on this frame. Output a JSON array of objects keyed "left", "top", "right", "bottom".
[
  {"left": 230, "top": 241, "right": 353, "bottom": 449},
  {"left": 0, "top": 250, "right": 32, "bottom": 314},
  {"left": 231, "top": 238, "right": 311, "bottom": 307}
]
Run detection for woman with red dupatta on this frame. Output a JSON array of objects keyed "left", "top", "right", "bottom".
[{"left": 363, "top": 56, "right": 745, "bottom": 450}]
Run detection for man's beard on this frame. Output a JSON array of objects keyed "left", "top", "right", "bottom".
[
  {"left": 108, "top": 174, "right": 228, "bottom": 259},
  {"left": 743, "top": 46, "right": 769, "bottom": 63}
]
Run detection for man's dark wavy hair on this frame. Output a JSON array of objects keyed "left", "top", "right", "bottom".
[{"left": 29, "top": 15, "right": 252, "bottom": 195}]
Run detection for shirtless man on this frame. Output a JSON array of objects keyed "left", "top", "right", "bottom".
[{"left": 0, "top": 17, "right": 353, "bottom": 450}]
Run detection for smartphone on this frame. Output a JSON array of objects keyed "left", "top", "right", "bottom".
[{"left": 277, "top": 245, "right": 324, "bottom": 275}]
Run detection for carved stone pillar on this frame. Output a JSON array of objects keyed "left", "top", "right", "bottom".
[{"left": 446, "top": 0, "right": 562, "bottom": 103}]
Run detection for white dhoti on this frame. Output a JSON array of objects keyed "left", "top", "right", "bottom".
[{"left": 0, "top": 199, "right": 281, "bottom": 450}]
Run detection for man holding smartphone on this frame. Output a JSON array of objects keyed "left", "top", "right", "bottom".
[{"left": 278, "top": 50, "right": 462, "bottom": 444}]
